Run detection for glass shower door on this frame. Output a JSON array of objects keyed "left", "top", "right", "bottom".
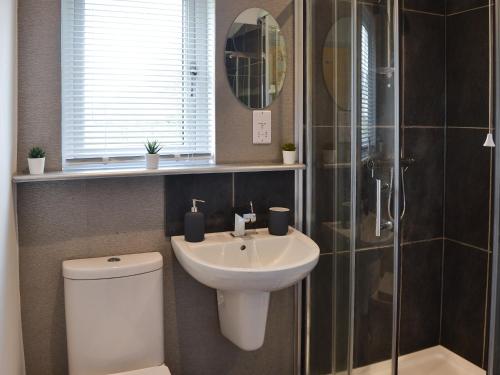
[
  {"left": 306, "top": 0, "right": 400, "bottom": 374},
  {"left": 350, "top": 0, "right": 399, "bottom": 371}
]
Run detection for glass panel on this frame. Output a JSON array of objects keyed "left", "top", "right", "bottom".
[
  {"left": 307, "top": 0, "right": 398, "bottom": 374},
  {"left": 353, "top": 0, "right": 397, "bottom": 371},
  {"left": 308, "top": 0, "right": 352, "bottom": 373}
]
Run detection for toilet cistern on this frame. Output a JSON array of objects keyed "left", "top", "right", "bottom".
[
  {"left": 232, "top": 201, "right": 256, "bottom": 237},
  {"left": 62, "top": 252, "right": 170, "bottom": 375}
]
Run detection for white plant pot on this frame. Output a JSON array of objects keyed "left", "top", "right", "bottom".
[
  {"left": 146, "top": 153, "right": 160, "bottom": 169},
  {"left": 282, "top": 150, "right": 296, "bottom": 165},
  {"left": 28, "top": 157, "right": 45, "bottom": 175}
]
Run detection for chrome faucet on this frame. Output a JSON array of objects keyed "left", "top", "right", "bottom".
[{"left": 232, "top": 201, "right": 256, "bottom": 237}]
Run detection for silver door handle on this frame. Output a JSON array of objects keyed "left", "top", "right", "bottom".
[{"left": 376, "top": 179, "right": 381, "bottom": 237}]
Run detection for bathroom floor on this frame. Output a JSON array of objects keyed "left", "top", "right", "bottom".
[{"left": 337, "top": 346, "right": 486, "bottom": 375}]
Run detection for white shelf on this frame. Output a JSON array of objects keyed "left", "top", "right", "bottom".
[{"left": 12, "top": 163, "right": 306, "bottom": 184}]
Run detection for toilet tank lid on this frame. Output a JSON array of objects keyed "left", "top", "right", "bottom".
[{"left": 63, "top": 252, "right": 163, "bottom": 280}]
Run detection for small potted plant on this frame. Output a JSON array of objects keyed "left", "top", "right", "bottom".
[
  {"left": 28, "top": 146, "right": 46, "bottom": 175},
  {"left": 145, "top": 140, "right": 162, "bottom": 169},
  {"left": 282, "top": 143, "right": 297, "bottom": 165}
]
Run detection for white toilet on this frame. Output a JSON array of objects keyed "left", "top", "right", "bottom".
[{"left": 63, "top": 252, "right": 171, "bottom": 375}]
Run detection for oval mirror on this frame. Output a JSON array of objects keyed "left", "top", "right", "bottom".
[
  {"left": 225, "top": 8, "right": 287, "bottom": 109},
  {"left": 323, "top": 18, "right": 351, "bottom": 111}
]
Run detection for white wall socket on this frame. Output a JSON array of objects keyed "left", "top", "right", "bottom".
[{"left": 253, "top": 110, "right": 271, "bottom": 144}]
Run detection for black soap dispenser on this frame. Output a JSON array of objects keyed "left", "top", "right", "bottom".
[{"left": 184, "top": 198, "right": 205, "bottom": 242}]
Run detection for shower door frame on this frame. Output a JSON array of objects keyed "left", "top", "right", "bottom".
[
  {"left": 302, "top": 0, "right": 401, "bottom": 374},
  {"left": 488, "top": 2, "right": 500, "bottom": 374},
  {"left": 294, "top": 1, "right": 305, "bottom": 375}
]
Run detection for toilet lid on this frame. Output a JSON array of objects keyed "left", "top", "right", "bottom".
[{"left": 109, "top": 364, "right": 171, "bottom": 375}]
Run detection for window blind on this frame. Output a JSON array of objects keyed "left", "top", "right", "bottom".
[
  {"left": 61, "top": 0, "right": 215, "bottom": 169},
  {"left": 360, "top": 22, "right": 376, "bottom": 161}
]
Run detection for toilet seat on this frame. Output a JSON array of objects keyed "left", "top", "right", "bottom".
[{"left": 109, "top": 364, "right": 171, "bottom": 375}]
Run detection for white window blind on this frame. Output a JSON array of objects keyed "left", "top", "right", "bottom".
[
  {"left": 360, "top": 22, "right": 376, "bottom": 161},
  {"left": 61, "top": 0, "right": 215, "bottom": 169}
]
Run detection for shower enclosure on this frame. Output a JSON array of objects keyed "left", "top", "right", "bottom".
[{"left": 304, "top": 0, "right": 497, "bottom": 374}]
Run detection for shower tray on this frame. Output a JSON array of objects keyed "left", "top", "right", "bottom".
[{"left": 338, "top": 346, "right": 486, "bottom": 375}]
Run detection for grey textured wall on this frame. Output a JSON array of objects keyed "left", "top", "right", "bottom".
[
  {"left": 18, "top": 0, "right": 62, "bottom": 172},
  {"left": 16, "top": 0, "right": 297, "bottom": 374},
  {"left": 216, "top": 0, "right": 295, "bottom": 163},
  {"left": 17, "top": 177, "right": 296, "bottom": 375},
  {"left": 17, "top": 0, "right": 295, "bottom": 171}
]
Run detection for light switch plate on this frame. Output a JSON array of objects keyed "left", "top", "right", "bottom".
[{"left": 253, "top": 110, "right": 271, "bottom": 144}]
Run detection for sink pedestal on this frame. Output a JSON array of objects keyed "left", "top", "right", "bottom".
[{"left": 217, "top": 290, "right": 270, "bottom": 351}]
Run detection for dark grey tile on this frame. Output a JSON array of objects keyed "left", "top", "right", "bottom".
[
  {"left": 354, "top": 247, "right": 394, "bottom": 367},
  {"left": 402, "top": 11, "right": 445, "bottom": 126},
  {"left": 165, "top": 174, "right": 233, "bottom": 236},
  {"left": 483, "top": 253, "right": 492, "bottom": 370},
  {"left": 441, "top": 240, "right": 488, "bottom": 366},
  {"left": 311, "top": 126, "right": 352, "bottom": 254},
  {"left": 333, "top": 252, "right": 351, "bottom": 373},
  {"left": 446, "top": 7, "right": 489, "bottom": 127},
  {"left": 309, "top": 254, "right": 333, "bottom": 374},
  {"left": 445, "top": 128, "right": 491, "bottom": 249},
  {"left": 234, "top": 171, "right": 295, "bottom": 229},
  {"left": 402, "top": 128, "right": 444, "bottom": 241},
  {"left": 404, "top": 0, "right": 446, "bottom": 14},
  {"left": 399, "top": 240, "right": 443, "bottom": 355},
  {"left": 447, "top": 0, "right": 490, "bottom": 14}
]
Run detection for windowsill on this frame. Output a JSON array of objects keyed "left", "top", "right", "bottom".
[{"left": 12, "top": 162, "right": 306, "bottom": 183}]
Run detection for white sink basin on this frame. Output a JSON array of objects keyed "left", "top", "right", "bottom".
[
  {"left": 171, "top": 227, "right": 319, "bottom": 350},
  {"left": 172, "top": 227, "right": 319, "bottom": 291}
]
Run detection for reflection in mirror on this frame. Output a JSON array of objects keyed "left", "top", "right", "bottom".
[
  {"left": 359, "top": 18, "right": 377, "bottom": 162},
  {"left": 322, "top": 18, "right": 351, "bottom": 111},
  {"left": 225, "top": 8, "right": 287, "bottom": 109},
  {"left": 322, "top": 15, "right": 381, "bottom": 162}
]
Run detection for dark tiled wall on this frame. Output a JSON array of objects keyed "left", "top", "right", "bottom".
[
  {"left": 398, "top": 0, "right": 446, "bottom": 362},
  {"left": 402, "top": 9, "right": 445, "bottom": 127},
  {"left": 404, "top": 0, "right": 446, "bottom": 13},
  {"left": 444, "top": 129, "right": 492, "bottom": 249},
  {"left": 165, "top": 171, "right": 295, "bottom": 235},
  {"left": 447, "top": 0, "right": 491, "bottom": 14},
  {"left": 442, "top": 0, "right": 493, "bottom": 368},
  {"left": 401, "top": 0, "right": 493, "bottom": 369},
  {"left": 309, "top": 253, "right": 334, "bottom": 374},
  {"left": 441, "top": 240, "right": 489, "bottom": 366},
  {"left": 446, "top": 6, "right": 490, "bottom": 127},
  {"left": 399, "top": 240, "right": 443, "bottom": 355},
  {"left": 353, "top": 247, "right": 394, "bottom": 368},
  {"left": 17, "top": 172, "right": 296, "bottom": 375}
]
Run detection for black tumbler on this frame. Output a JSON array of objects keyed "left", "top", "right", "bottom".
[{"left": 268, "top": 207, "right": 290, "bottom": 236}]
